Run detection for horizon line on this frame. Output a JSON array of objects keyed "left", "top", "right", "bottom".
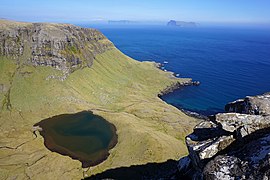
[{"left": 1, "top": 17, "right": 270, "bottom": 27}]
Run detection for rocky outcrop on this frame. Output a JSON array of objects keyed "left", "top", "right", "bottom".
[
  {"left": 177, "top": 93, "right": 270, "bottom": 179},
  {"left": 0, "top": 20, "right": 113, "bottom": 75},
  {"left": 225, "top": 92, "right": 270, "bottom": 115}
]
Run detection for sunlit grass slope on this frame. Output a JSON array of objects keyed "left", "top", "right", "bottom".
[{"left": 0, "top": 37, "right": 199, "bottom": 179}]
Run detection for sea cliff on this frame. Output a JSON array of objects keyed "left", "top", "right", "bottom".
[
  {"left": 0, "top": 20, "right": 199, "bottom": 179},
  {"left": 0, "top": 20, "right": 113, "bottom": 80}
]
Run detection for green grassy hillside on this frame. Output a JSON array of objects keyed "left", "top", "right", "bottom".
[{"left": 0, "top": 20, "right": 199, "bottom": 179}]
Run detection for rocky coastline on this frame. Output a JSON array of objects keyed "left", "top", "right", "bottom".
[
  {"left": 156, "top": 62, "right": 200, "bottom": 97},
  {"left": 179, "top": 109, "right": 208, "bottom": 120},
  {"left": 158, "top": 80, "right": 200, "bottom": 97},
  {"left": 175, "top": 92, "right": 270, "bottom": 179},
  {"left": 0, "top": 20, "right": 199, "bottom": 179},
  {"left": 156, "top": 63, "right": 203, "bottom": 119}
]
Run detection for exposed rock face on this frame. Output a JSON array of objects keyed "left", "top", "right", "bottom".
[
  {"left": 225, "top": 92, "right": 270, "bottom": 115},
  {"left": 0, "top": 20, "right": 113, "bottom": 76},
  {"left": 177, "top": 93, "right": 270, "bottom": 179}
]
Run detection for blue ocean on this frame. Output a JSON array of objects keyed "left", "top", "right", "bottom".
[{"left": 80, "top": 24, "right": 270, "bottom": 115}]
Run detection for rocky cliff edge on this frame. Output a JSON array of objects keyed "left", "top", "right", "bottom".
[
  {"left": 177, "top": 92, "right": 270, "bottom": 179},
  {"left": 0, "top": 19, "right": 113, "bottom": 80}
]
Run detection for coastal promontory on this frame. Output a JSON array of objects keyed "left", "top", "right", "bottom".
[{"left": 0, "top": 19, "right": 198, "bottom": 179}]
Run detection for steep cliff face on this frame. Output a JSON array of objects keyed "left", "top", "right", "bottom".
[
  {"left": 177, "top": 93, "right": 270, "bottom": 179},
  {"left": 0, "top": 20, "right": 113, "bottom": 76}
]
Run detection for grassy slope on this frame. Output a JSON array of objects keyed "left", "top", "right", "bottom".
[{"left": 0, "top": 48, "right": 199, "bottom": 179}]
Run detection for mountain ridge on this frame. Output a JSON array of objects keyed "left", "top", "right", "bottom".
[{"left": 0, "top": 19, "right": 113, "bottom": 80}]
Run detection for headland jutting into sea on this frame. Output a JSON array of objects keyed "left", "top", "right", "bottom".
[{"left": 0, "top": 19, "right": 199, "bottom": 178}]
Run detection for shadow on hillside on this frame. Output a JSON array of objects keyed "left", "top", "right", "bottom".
[{"left": 85, "top": 159, "right": 178, "bottom": 180}]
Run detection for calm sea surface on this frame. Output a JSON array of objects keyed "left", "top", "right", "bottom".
[{"left": 80, "top": 24, "right": 270, "bottom": 115}]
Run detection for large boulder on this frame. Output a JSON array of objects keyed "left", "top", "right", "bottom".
[
  {"left": 185, "top": 120, "right": 234, "bottom": 169},
  {"left": 215, "top": 113, "right": 270, "bottom": 138},
  {"left": 203, "top": 133, "right": 270, "bottom": 179}
]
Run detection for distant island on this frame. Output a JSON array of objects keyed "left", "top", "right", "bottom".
[{"left": 167, "top": 20, "right": 197, "bottom": 27}]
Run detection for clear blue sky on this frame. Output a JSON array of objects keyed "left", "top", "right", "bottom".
[{"left": 1, "top": 0, "right": 270, "bottom": 24}]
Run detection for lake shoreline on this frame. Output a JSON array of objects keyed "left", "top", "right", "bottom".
[{"left": 34, "top": 111, "right": 118, "bottom": 168}]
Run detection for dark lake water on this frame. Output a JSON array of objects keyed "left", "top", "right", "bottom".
[
  {"left": 79, "top": 24, "right": 270, "bottom": 115},
  {"left": 35, "top": 111, "right": 117, "bottom": 168}
]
